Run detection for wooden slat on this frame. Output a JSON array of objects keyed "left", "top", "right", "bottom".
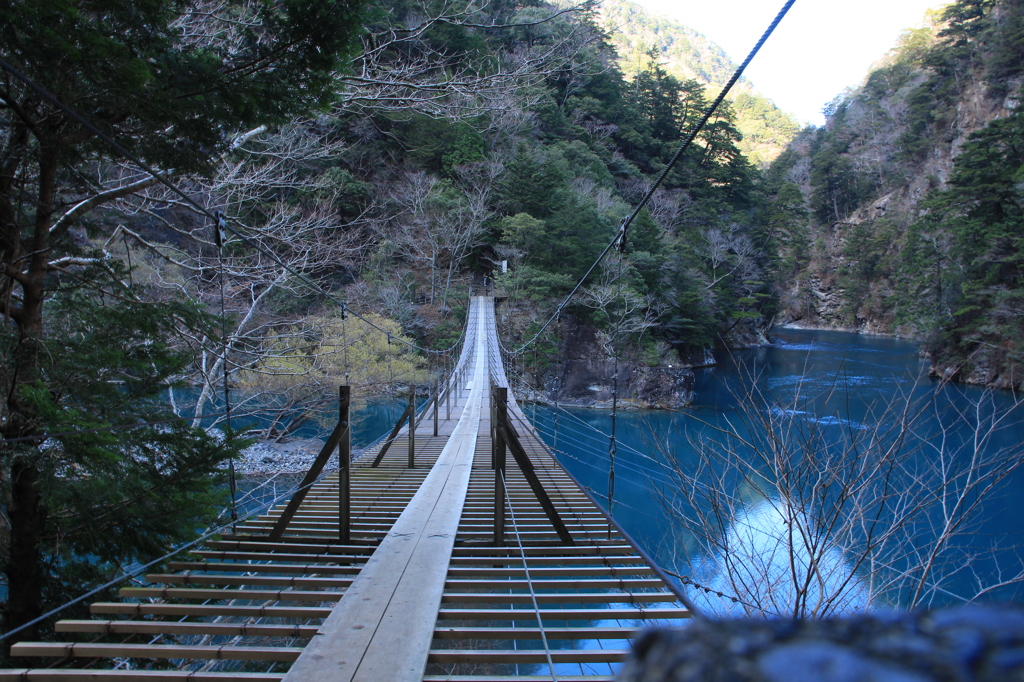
[
  {"left": 423, "top": 677, "right": 611, "bottom": 682},
  {"left": 440, "top": 591, "right": 678, "bottom": 604},
  {"left": 55, "top": 620, "right": 320, "bottom": 638},
  {"left": 119, "top": 587, "right": 342, "bottom": 602},
  {"left": 436, "top": 607, "right": 690, "bottom": 621},
  {"left": 166, "top": 562, "right": 358, "bottom": 574},
  {"left": 144, "top": 573, "right": 352, "bottom": 587},
  {"left": 444, "top": 578, "right": 664, "bottom": 590},
  {"left": 11, "top": 642, "right": 302, "bottom": 661},
  {"left": 0, "top": 673, "right": 283, "bottom": 681},
  {"left": 89, "top": 603, "right": 331, "bottom": 618},
  {"left": 432, "top": 626, "right": 637, "bottom": 639},
  {"left": 427, "top": 649, "right": 630, "bottom": 663}
]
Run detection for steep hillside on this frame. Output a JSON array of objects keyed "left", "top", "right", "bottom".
[
  {"left": 599, "top": 0, "right": 801, "bottom": 166},
  {"left": 769, "top": 0, "right": 1024, "bottom": 388}
]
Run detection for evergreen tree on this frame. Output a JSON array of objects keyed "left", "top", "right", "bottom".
[
  {"left": 0, "top": 0, "right": 365, "bottom": 639},
  {"left": 901, "top": 108, "right": 1024, "bottom": 375}
]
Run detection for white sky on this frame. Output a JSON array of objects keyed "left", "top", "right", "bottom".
[{"left": 629, "top": 0, "right": 946, "bottom": 126}]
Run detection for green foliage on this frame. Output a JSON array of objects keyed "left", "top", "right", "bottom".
[
  {"left": 0, "top": 0, "right": 366, "bottom": 175},
  {"left": 888, "top": 103, "right": 1024, "bottom": 382},
  {"left": 838, "top": 220, "right": 897, "bottom": 323},
  {"left": 495, "top": 145, "right": 571, "bottom": 218},
  {"left": 238, "top": 312, "right": 428, "bottom": 395},
  {"left": 495, "top": 265, "right": 576, "bottom": 302},
  {"left": 0, "top": 0, "right": 370, "bottom": 635},
  {"left": 598, "top": 0, "right": 800, "bottom": 163},
  {"left": 402, "top": 116, "right": 486, "bottom": 175},
  {"left": 0, "top": 288, "right": 241, "bottom": 621}
]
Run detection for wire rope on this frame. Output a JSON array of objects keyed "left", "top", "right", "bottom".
[
  {"left": 215, "top": 216, "right": 238, "bottom": 528},
  {"left": 0, "top": 55, "right": 460, "bottom": 360},
  {"left": 501, "top": 468, "right": 559, "bottom": 682},
  {"left": 0, "top": 457, "right": 340, "bottom": 643},
  {"left": 502, "top": 0, "right": 796, "bottom": 358}
]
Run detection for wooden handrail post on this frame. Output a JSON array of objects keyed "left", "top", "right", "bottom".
[
  {"left": 492, "top": 386, "right": 507, "bottom": 545},
  {"left": 433, "top": 380, "right": 439, "bottom": 437},
  {"left": 408, "top": 387, "right": 416, "bottom": 468},
  {"left": 268, "top": 417, "right": 349, "bottom": 542},
  {"left": 338, "top": 385, "right": 351, "bottom": 544},
  {"left": 490, "top": 384, "right": 497, "bottom": 469}
]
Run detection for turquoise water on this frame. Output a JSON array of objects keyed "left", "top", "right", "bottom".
[
  {"left": 174, "top": 390, "right": 424, "bottom": 449},
  {"left": 530, "top": 328, "right": 1024, "bottom": 612}
]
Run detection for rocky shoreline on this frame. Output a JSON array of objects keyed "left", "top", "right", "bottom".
[{"left": 232, "top": 437, "right": 336, "bottom": 475}]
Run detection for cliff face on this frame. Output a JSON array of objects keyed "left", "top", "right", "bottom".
[
  {"left": 781, "top": 78, "right": 1020, "bottom": 333},
  {"left": 540, "top": 319, "right": 697, "bottom": 409},
  {"left": 769, "top": 0, "right": 1024, "bottom": 387}
]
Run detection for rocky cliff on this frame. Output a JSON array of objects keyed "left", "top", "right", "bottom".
[
  {"left": 531, "top": 319, "right": 699, "bottom": 409},
  {"left": 769, "top": 0, "right": 1024, "bottom": 387}
]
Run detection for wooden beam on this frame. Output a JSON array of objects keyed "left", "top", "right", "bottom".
[
  {"left": 55, "top": 621, "right": 320, "bottom": 638},
  {"left": 267, "top": 419, "right": 349, "bottom": 541},
  {"left": 90, "top": 603, "right": 332, "bottom": 618},
  {"left": 426, "top": 649, "right": 629, "bottom": 663},
  {"left": 0, "top": 673, "right": 284, "bottom": 681},
  {"left": 432, "top": 626, "right": 637, "bottom": 639},
  {"left": 497, "top": 421, "right": 573, "bottom": 545},
  {"left": 11, "top": 643, "right": 302, "bottom": 662},
  {"left": 370, "top": 402, "right": 412, "bottom": 467},
  {"left": 437, "top": 607, "right": 690, "bottom": 620},
  {"left": 339, "top": 385, "right": 351, "bottom": 543},
  {"left": 118, "top": 587, "right": 343, "bottom": 602}
]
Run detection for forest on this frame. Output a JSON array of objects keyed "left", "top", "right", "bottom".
[{"left": 0, "top": 0, "right": 1022, "bottom": 646}]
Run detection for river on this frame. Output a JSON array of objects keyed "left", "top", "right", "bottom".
[{"left": 530, "top": 327, "right": 1024, "bottom": 615}]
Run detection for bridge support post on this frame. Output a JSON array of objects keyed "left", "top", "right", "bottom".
[
  {"left": 370, "top": 398, "right": 413, "bottom": 467},
  {"left": 433, "top": 380, "right": 439, "bottom": 437},
  {"left": 496, "top": 416, "right": 574, "bottom": 546},
  {"left": 408, "top": 387, "right": 416, "bottom": 468},
  {"left": 268, "top": 402, "right": 350, "bottom": 542},
  {"left": 338, "top": 385, "right": 351, "bottom": 544},
  {"left": 492, "top": 386, "right": 507, "bottom": 545},
  {"left": 490, "top": 384, "right": 497, "bottom": 469}
]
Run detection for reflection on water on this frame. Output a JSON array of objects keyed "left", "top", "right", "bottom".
[
  {"left": 692, "top": 498, "right": 869, "bottom": 617},
  {"left": 534, "top": 327, "right": 1024, "bottom": 610}
]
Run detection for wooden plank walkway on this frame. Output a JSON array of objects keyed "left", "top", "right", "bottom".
[{"left": 1, "top": 297, "right": 688, "bottom": 681}]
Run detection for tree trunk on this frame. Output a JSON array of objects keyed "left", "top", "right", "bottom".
[
  {"left": 2, "top": 146, "right": 56, "bottom": 640},
  {"left": 6, "top": 459, "right": 44, "bottom": 640}
]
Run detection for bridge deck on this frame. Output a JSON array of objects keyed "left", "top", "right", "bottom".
[{"left": 2, "top": 297, "right": 688, "bottom": 681}]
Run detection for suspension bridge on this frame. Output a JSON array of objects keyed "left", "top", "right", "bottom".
[{"left": 0, "top": 295, "right": 689, "bottom": 681}]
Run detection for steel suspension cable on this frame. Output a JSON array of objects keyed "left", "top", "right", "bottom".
[
  {"left": 503, "top": 0, "right": 796, "bottom": 357},
  {"left": 215, "top": 217, "right": 238, "bottom": 529},
  {"left": 500, "top": 468, "right": 559, "bottom": 682}
]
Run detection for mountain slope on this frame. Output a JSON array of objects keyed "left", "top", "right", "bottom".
[
  {"left": 599, "top": 0, "right": 801, "bottom": 165},
  {"left": 767, "top": 0, "right": 1024, "bottom": 388}
]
